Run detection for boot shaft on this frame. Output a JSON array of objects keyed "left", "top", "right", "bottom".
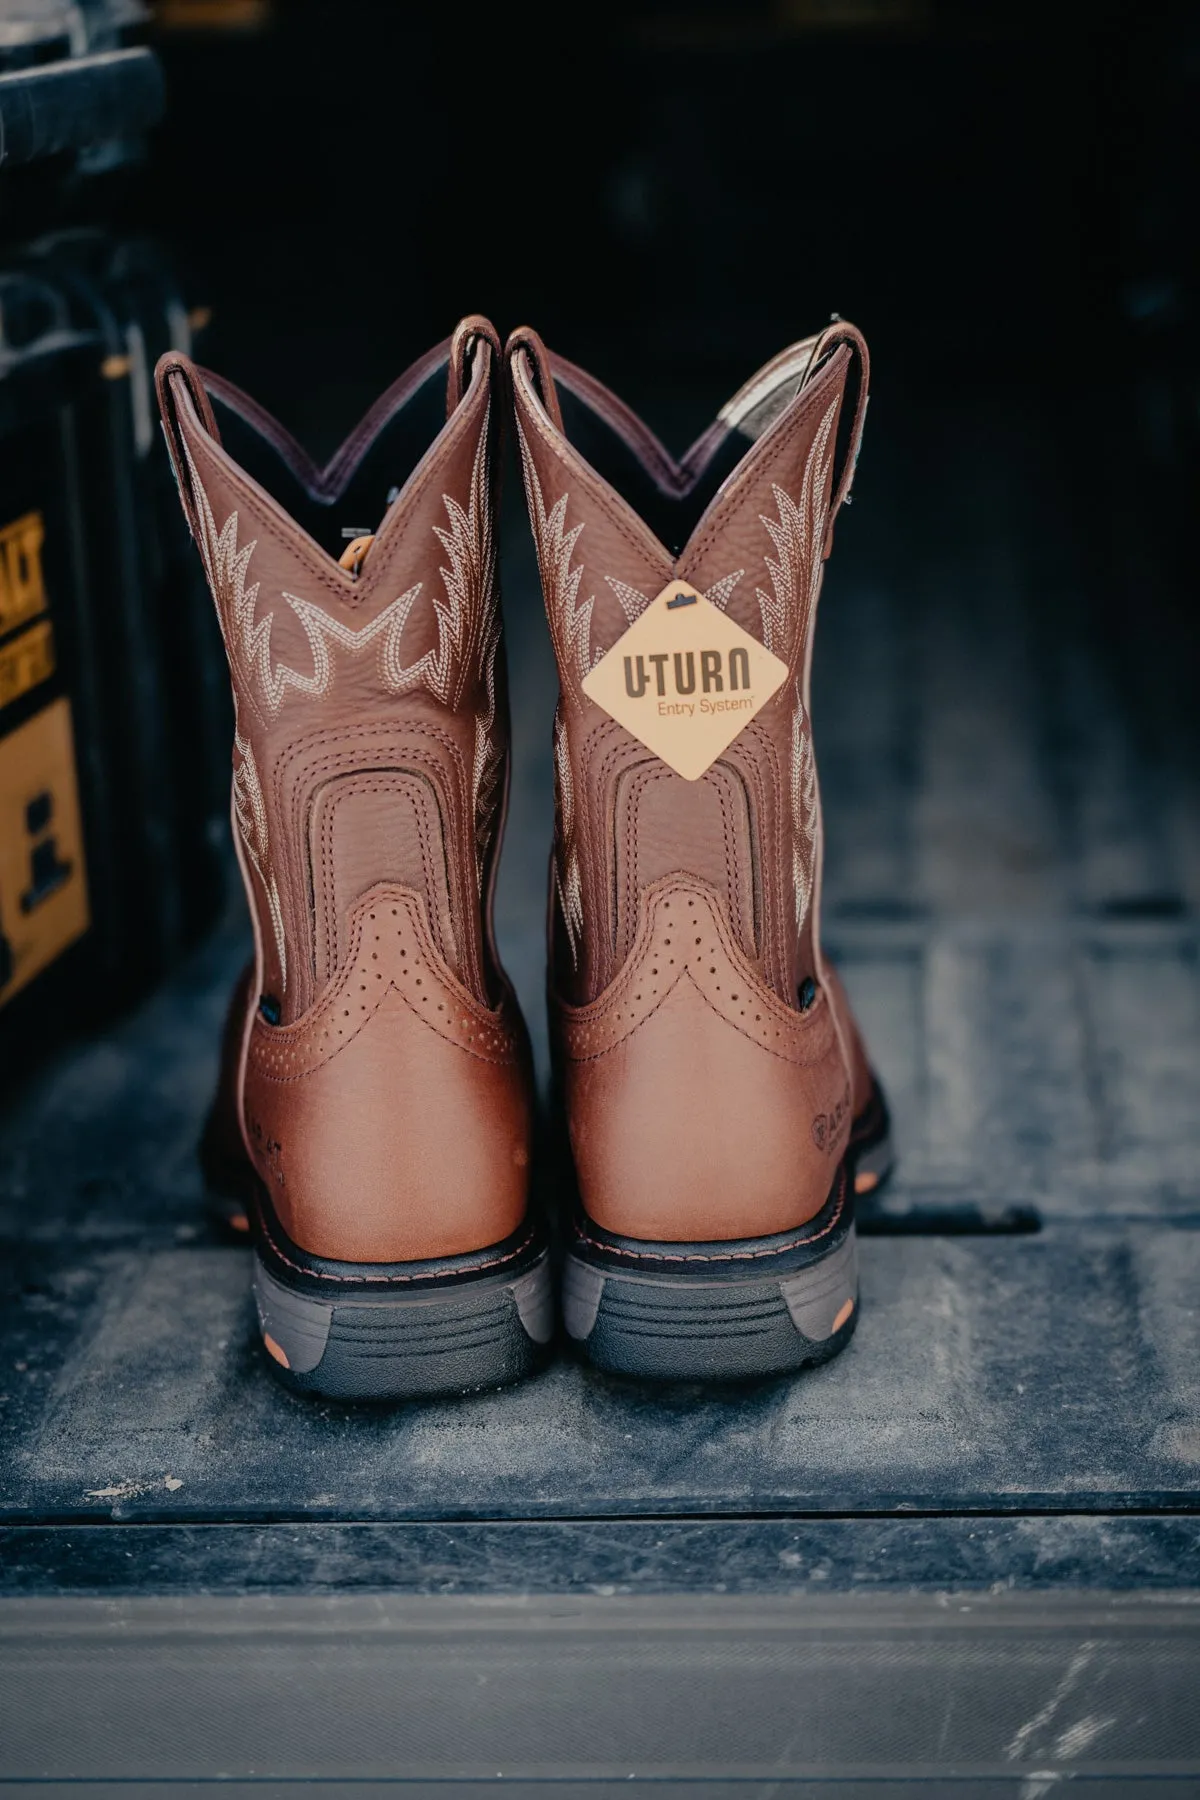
[
  {"left": 158, "top": 321, "right": 534, "bottom": 1267},
  {"left": 511, "top": 323, "right": 872, "bottom": 1244},
  {"left": 509, "top": 322, "right": 868, "bottom": 1012},
  {"left": 157, "top": 320, "right": 509, "bottom": 1024}
]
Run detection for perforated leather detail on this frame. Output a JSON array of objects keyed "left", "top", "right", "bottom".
[
  {"left": 308, "top": 767, "right": 458, "bottom": 986},
  {"left": 558, "top": 878, "right": 835, "bottom": 1065},
  {"left": 248, "top": 885, "right": 518, "bottom": 1081}
]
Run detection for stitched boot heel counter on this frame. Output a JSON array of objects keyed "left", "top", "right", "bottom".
[
  {"left": 559, "top": 882, "right": 852, "bottom": 1244},
  {"left": 244, "top": 887, "right": 532, "bottom": 1264}
]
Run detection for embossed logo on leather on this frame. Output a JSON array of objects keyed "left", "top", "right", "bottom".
[
  {"left": 811, "top": 1083, "right": 852, "bottom": 1155},
  {"left": 582, "top": 579, "right": 789, "bottom": 780}
]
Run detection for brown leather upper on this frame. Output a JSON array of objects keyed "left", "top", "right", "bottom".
[
  {"left": 510, "top": 323, "right": 875, "bottom": 1241},
  {"left": 157, "top": 321, "right": 533, "bottom": 1262}
]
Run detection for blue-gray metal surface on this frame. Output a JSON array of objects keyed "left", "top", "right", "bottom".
[
  {"left": 0, "top": 49, "right": 165, "bottom": 168},
  {"left": 0, "top": 392, "right": 1197, "bottom": 1788}
]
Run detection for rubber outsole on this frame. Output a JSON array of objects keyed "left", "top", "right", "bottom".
[
  {"left": 848, "top": 1077, "right": 895, "bottom": 1196},
  {"left": 563, "top": 1173, "right": 858, "bottom": 1382},
  {"left": 252, "top": 1235, "right": 553, "bottom": 1402}
]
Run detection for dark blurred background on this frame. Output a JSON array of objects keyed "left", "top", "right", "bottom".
[
  {"left": 130, "top": 0, "right": 1200, "bottom": 1051},
  {"left": 5, "top": 17, "right": 1200, "bottom": 1766},
  {"left": 135, "top": 0, "right": 1198, "bottom": 477},
  {"left": 1, "top": 0, "right": 1197, "bottom": 1077}
]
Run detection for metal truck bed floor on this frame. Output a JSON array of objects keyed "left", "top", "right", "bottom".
[{"left": 1, "top": 390, "right": 1197, "bottom": 1791}]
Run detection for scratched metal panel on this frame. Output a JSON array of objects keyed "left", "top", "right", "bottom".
[
  {"left": 0, "top": 1594, "right": 1198, "bottom": 1784},
  {"left": 0, "top": 398, "right": 1196, "bottom": 1574}
]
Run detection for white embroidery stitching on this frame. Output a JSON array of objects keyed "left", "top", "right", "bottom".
[
  {"left": 790, "top": 683, "right": 819, "bottom": 933},
  {"left": 185, "top": 438, "right": 424, "bottom": 712},
  {"left": 754, "top": 399, "right": 837, "bottom": 654},
  {"left": 465, "top": 412, "right": 504, "bottom": 879},
  {"left": 552, "top": 707, "right": 584, "bottom": 967},
  {"left": 604, "top": 570, "right": 745, "bottom": 625},
  {"left": 186, "top": 412, "right": 499, "bottom": 717},
  {"left": 427, "top": 402, "right": 495, "bottom": 712},
  {"left": 703, "top": 569, "right": 746, "bottom": 611},
  {"left": 231, "top": 699, "right": 288, "bottom": 992},
  {"left": 605, "top": 576, "right": 649, "bottom": 626},
  {"left": 472, "top": 605, "right": 503, "bottom": 884},
  {"left": 516, "top": 418, "right": 595, "bottom": 683},
  {"left": 186, "top": 407, "right": 503, "bottom": 958}
]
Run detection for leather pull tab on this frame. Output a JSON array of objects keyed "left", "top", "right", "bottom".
[
  {"left": 802, "top": 321, "right": 869, "bottom": 558},
  {"left": 338, "top": 534, "right": 375, "bottom": 575},
  {"left": 505, "top": 324, "right": 564, "bottom": 433},
  {"left": 154, "top": 351, "right": 221, "bottom": 543},
  {"left": 447, "top": 315, "right": 501, "bottom": 416}
]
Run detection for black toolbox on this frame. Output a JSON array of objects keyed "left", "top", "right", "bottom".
[{"left": 0, "top": 268, "right": 122, "bottom": 1071}]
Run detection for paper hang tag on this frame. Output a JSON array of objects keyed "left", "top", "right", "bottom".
[{"left": 581, "top": 579, "right": 790, "bottom": 780}]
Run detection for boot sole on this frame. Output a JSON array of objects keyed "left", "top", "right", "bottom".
[
  {"left": 848, "top": 1076, "right": 895, "bottom": 1196},
  {"left": 252, "top": 1210, "right": 553, "bottom": 1402},
  {"left": 563, "top": 1167, "right": 857, "bottom": 1382}
]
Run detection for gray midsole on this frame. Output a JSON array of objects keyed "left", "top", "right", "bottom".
[
  {"left": 254, "top": 1249, "right": 553, "bottom": 1374},
  {"left": 563, "top": 1225, "right": 858, "bottom": 1346},
  {"left": 254, "top": 1264, "right": 332, "bottom": 1373}
]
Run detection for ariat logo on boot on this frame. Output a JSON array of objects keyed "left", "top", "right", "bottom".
[
  {"left": 811, "top": 1084, "right": 852, "bottom": 1154},
  {"left": 583, "top": 579, "right": 789, "bottom": 779}
]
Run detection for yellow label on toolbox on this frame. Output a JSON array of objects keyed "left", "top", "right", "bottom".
[
  {"left": 0, "top": 512, "right": 48, "bottom": 638},
  {"left": 0, "top": 618, "right": 56, "bottom": 711},
  {"left": 0, "top": 697, "right": 90, "bottom": 1008}
]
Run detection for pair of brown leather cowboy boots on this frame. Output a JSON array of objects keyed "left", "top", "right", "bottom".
[{"left": 155, "top": 314, "right": 891, "bottom": 1401}]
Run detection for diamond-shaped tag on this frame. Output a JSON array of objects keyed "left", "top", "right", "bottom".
[{"left": 581, "top": 579, "right": 789, "bottom": 780}]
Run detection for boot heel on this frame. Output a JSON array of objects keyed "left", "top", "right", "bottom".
[
  {"left": 564, "top": 1176, "right": 858, "bottom": 1382},
  {"left": 252, "top": 1224, "right": 553, "bottom": 1401}
]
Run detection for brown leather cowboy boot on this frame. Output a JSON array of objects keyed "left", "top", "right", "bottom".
[
  {"left": 509, "top": 321, "right": 891, "bottom": 1380},
  {"left": 157, "top": 319, "right": 550, "bottom": 1398}
]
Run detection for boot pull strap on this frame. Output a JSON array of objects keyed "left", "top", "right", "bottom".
[
  {"left": 155, "top": 350, "right": 221, "bottom": 544},
  {"left": 446, "top": 314, "right": 502, "bottom": 417},
  {"left": 803, "top": 319, "right": 869, "bottom": 558},
  {"left": 505, "top": 324, "right": 564, "bottom": 434}
]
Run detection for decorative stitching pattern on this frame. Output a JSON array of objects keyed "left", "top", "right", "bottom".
[
  {"left": 259, "top": 1215, "right": 541, "bottom": 1285},
  {"left": 186, "top": 408, "right": 502, "bottom": 1003},
  {"left": 313, "top": 772, "right": 454, "bottom": 981},
  {"left": 516, "top": 416, "right": 595, "bottom": 684},
  {"left": 558, "top": 881, "right": 836, "bottom": 1067},
  {"left": 185, "top": 412, "right": 496, "bottom": 717},
  {"left": 553, "top": 707, "right": 584, "bottom": 968},
  {"left": 684, "top": 351, "right": 848, "bottom": 572},
  {"left": 790, "top": 682, "right": 819, "bottom": 934},
  {"left": 517, "top": 418, "right": 594, "bottom": 963},
  {"left": 273, "top": 720, "right": 474, "bottom": 1015},
  {"left": 604, "top": 575, "right": 648, "bottom": 627},
  {"left": 613, "top": 762, "right": 754, "bottom": 968},
  {"left": 704, "top": 568, "right": 746, "bottom": 612},
  {"left": 734, "top": 719, "right": 789, "bottom": 999},
  {"left": 231, "top": 696, "right": 287, "bottom": 991},
  {"left": 472, "top": 601, "right": 503, "bottom": 885},
  {"left": 603, "top": 570, "right": 745, "bottom": 625},
  {"left": 754, "top": 399, "right": 837, "bottom": 654},
  {"left": 573, "top": 1165, "right": 849, "bottom": 1264},
  {"left": 186, "top": 437, "right": 423, "bottom": 712},
  {"left": 427, "top": 401, "right": 495, "bottom": 712},
  {"left": 248, "top": 888, "right": 518, "bottom": 1080},
  {"left": 512, "top": 356, "right": 673, "bottom": 575}
]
